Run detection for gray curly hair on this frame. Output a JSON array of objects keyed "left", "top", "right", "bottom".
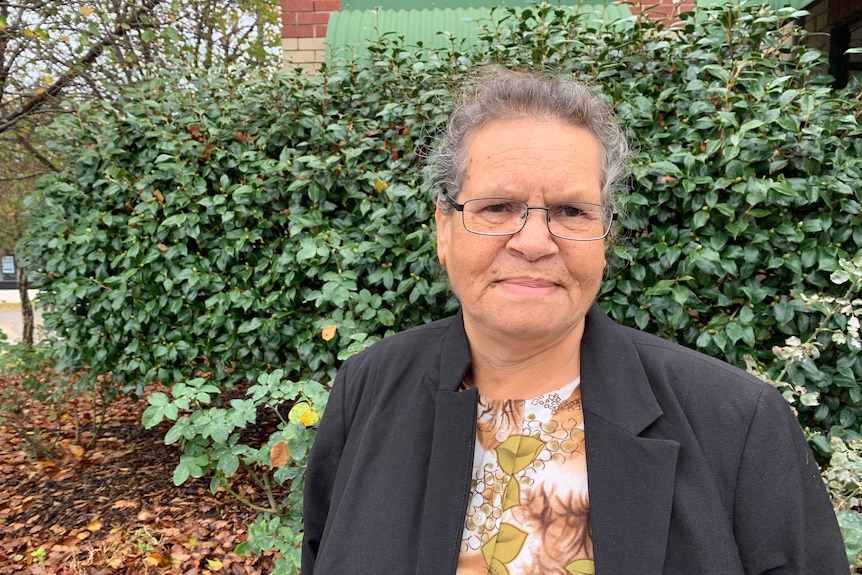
[{"left": 429, "top": 65, "right": 630, "bottom": 220}]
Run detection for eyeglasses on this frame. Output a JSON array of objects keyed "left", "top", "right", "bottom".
[{"left": 443, "top": 196, "right": 615, "bottom": 241}]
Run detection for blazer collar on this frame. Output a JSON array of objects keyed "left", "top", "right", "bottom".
[
  {"left": 437, "top": 308, "right": 472, "bottom": 392},
  {"left": 434, "top": 303, "right": 667, "bottom": 434},
  {"left": 581, "top": 304, "right": 663, "bottom": 434}
]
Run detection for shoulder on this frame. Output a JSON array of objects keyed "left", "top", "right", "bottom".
[
  {"left": 612, "top": 316, "right": 770, "bottom": 404},
  {"left": 588, "top": 309, "right": 786, "bottom": 432}
]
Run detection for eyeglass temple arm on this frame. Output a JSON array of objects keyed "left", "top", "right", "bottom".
[{"left": 441, "top": 194, "right": 465, "bottom": 211}]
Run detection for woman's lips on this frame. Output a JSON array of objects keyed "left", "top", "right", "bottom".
[{"left": 493, "top": 277, "right": 559, "bottom": 296}]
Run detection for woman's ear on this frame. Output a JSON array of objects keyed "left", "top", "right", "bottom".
[{"left": 435, "top": 201, "right": 450, "bottom": 267}]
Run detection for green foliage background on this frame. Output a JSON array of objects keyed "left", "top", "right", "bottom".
[{"left": 16, "top": 1, "right": 862, "bottom": 570}]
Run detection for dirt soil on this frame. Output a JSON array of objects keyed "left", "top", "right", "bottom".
[{"left": 0, "top": 372, "right": 281, "bottom": 574}]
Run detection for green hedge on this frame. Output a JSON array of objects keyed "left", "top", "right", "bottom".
[{"left": 19, "top": 1, "right": 862, "bottom": 570}]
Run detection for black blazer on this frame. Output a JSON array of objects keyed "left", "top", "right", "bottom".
[{"left": 302, "top": 306, "right": 847, "bottom": 574}]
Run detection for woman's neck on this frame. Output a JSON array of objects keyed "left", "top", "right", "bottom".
[{"left": 464, "top": 323, "right": 584, "bottom": 401}]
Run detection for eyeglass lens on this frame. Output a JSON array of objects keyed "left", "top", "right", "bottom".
[{"left": 461, "top": 198, "right": 609, "bottom": 239}]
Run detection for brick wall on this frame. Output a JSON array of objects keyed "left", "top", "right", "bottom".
[
  {"left": 634, "top": 0, "right": 697, "bottom": 19},
  {"left": 280, "top": 0, "right": 342, "bottom": 70}
]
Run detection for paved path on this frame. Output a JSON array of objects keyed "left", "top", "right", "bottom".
[{"left": 0, "top": 290, "right": 43, "bottom": 343}]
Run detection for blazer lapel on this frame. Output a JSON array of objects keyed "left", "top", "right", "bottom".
[
  {"left": 581, "top": 306, "right": 680, "bottom": 574},
  {"left": 417, "top": 311, "right": 478, "bottom": 575}
]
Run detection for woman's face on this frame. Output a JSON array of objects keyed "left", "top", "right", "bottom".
[{"left": 435, "top": 117, "right": 607, "bottom": 347}]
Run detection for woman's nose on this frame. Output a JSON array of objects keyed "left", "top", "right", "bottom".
[{"left": 507, "top": 208, "right": 558, "bottom": 260}]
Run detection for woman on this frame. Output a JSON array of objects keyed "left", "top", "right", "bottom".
[{"left": 302, "top": 65, "right": 847, "bottom": 574}]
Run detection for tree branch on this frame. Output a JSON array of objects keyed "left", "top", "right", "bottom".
[
  {"left": 0, "top": 0, "right": 166, "bottom": 135},
  {"left": 13, "top": 132, "right": 59, "bottom": 171}
]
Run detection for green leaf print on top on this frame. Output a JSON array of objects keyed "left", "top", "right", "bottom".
[
  {"left": 496, "top": 435, "right": 546, "bottom": 475},
  {"left": 481, "top": 523, "right": 528, "bottom": 575},
  {"left": 496, "top": 435, "right": 546, "bottom": 510},
  {"left": 566, "top": 558, "right": 597, "bottom": 574}
]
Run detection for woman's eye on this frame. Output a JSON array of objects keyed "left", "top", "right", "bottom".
[
  {"left": 482, "top": 201, "right": 520, "bottom": 214},
  {"left": 555, "top": 204, "right": 587, "bottom": 218}
]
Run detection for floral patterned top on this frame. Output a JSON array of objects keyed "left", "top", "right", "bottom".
[{"left": 457, "top": 379, "right": 593, "bottom": 575}]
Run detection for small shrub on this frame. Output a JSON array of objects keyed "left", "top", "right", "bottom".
[
  {"left": 0, "top": 337, "right": 71, "bottom": 458},
  {"left": 822, "top": 435, "right": 862, "bottom": 570},
  {"left": 745, "top": 254, "right": 862, "bottom": 572}
]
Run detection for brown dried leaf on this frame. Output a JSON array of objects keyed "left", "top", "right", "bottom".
[
  {"left": 171, "top": 543, "right": 191, "bottom": 562},
  {"left": 62, "top": 533, "right": 80, "bottom": 546},
  {"left": 144, "top": 551, "right": 163, "bottom": 566},
  {"left": 321, "top": 324, "right": 337, "bottom": 342},
  {"left": 270, "top": 441, "right": 290, "bottom": 467}
]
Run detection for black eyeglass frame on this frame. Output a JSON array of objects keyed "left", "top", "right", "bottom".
[{"left": 442, "top": 194, "right": 617, "bottom": 241}]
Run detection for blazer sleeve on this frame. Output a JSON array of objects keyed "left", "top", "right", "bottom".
[
  {"left": 301, "top": 360, "right": 350, "bottom": 575},
  {"left": 732, "top": 385, "right": 848, "bottom": 574}
]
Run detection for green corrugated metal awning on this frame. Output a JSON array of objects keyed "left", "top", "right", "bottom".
[
  {"left": 769, "top": 0, "right": 814, "bottom": 8},
  {"left": 698, "top": 0, "right": 812, "bottom": 9},
  {"left": 340, "top": 0, "right": 815, "bottom": 13},
  {"left": 342, "top": 0, "right": 608, "bottom": 9},
  {"left": 326, "top": 4, "right": 633, "bottom": 58},
  {"left": 325, "top": 1, "right": 814, "bottom": 60}
]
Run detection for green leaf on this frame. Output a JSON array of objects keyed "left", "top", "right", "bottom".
[
  {"left": 237, "top": 317, "right": 264, "bottom": 334},
  {"left": 648, "top": 160, "right": 683, "bottom": 177},
  {"left": 161, "top": 213, "right": 187, "bottom": 227},
  {"left": 164, "top": 422, "right": 186, "bottom": 445},
  {"left": 692, "top": 210, "right": 710, "bottom": 229},
  {"left": 837, "top": 510, "right": 862, "bottom": 566},
  {"left": 725, "top": 322, "right": 745, "bottom": 344},
  {"left": 147, "top": 392, "right": 170, "bottom": 407},
  {"left": 217, "top": 451, "right": 240, "bottom": 476},
  {"left": 142, "top": 404, "right": 165, "bottom": 429},
  {"left": 173, "top": 462, "right": 190, "bottom": 485},
  {"left": 376, "top": 308, "right": 396, "bottom": 326}
]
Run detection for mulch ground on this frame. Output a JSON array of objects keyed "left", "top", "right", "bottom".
[{"left": 0, "top": 371, "right": 282, "bottom": 574}]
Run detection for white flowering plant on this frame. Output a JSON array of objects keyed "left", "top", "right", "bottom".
[{"left": 746, "top": 255, "right": 862, "bottom": 570}]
